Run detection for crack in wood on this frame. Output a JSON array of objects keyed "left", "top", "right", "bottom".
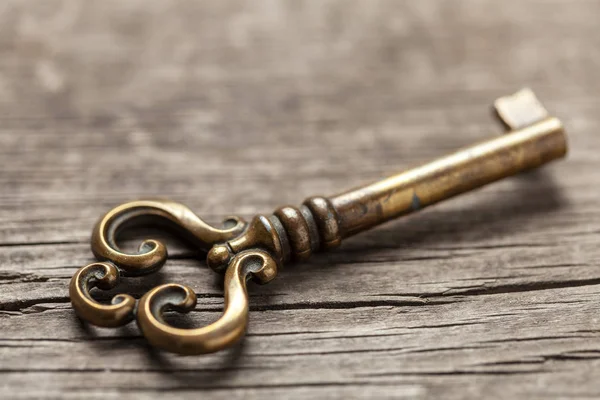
[
  {"left": 0, "top": 297, "right": 70, "bottom": 312},
  {"left": 0, "top": 272, "right": 50, "bottom": 284},
  {"left": 440, "top": 278, "right": 600, "bottom": 296},
  {"left": 0, "top": 240, "right": 83, "bottom": 248}
]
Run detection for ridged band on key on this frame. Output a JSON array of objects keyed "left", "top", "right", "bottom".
[
  {"left": 302, "top": 196, "right": 342, "bottom": 250},
  {"left": 208, "top": 196, "right": 342, "bottom": 271},
  {"left": 272, "top": 197, "right": 341, "bottom": 262},
  {"left": 274, "top": 206, "right": 314, "bottom": 261},
  {"left": 274, "top": 197, "right": 341, "bottom": 261}
]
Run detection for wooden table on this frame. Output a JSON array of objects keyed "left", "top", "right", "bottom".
[{"left": 1, "top": 1, "right": 599, "bottom": 399}]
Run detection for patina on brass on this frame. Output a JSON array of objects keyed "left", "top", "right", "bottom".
[{"left": 70, "top": 89, "right": 568, "bottom": 355}]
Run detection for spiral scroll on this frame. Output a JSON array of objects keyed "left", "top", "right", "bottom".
[
  {"left": 135, "top": 249, "right": 277, "bottom": 355},
  {"left": 69, "top": 262, "right": 136, "bottom": 327},
  {"left": 91, "top": 199, "right": 246, "bottom": 275}
]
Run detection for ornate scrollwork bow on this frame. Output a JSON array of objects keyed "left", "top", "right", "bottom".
[{"left": 70, "top": 197, "right": 340, "bottom": 354}]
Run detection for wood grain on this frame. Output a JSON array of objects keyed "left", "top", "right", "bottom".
[{"left": 1, "top": 0, "right": 600, "bottom": 399}]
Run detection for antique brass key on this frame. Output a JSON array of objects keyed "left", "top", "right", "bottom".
[{"left": 70, "top": 89, "right": 567, "bottom": 355}]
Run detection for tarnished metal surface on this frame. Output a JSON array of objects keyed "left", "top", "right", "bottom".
[
  {"left": 137, "top": 250, "right": 277, "bottom": 355},
  {"left": 332, "top": 117, "right": 566, "bottom": 237},
  {"left": 70, "top": 89, "right": 568, "bottom": 355}
]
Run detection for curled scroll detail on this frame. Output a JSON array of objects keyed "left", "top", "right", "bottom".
[
  {"left": 91, "top": 200, "right": 246, "bottom": 275},
  {"left": 136, "top": 249, "right": 277, "bottom": 355},
  {"left": 69, "top": 262, "right": 136, "bottom": 327}
]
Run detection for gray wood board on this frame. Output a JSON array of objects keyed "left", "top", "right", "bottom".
[{"left": 1, "top": 1, "right": 600, "bottom": 399}]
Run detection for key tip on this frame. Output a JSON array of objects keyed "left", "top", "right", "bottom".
[{"left": 494, "top": 88, "right": 550, "bottom": 130}]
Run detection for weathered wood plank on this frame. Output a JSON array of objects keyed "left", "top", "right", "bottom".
[
  {"left": 1, "top": 0, "right": 600, "bottom": 398},
  {"left": 3, "top": 285, "right": 600, "bottom": 399}
]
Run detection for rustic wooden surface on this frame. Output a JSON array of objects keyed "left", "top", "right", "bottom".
[{"left": 1, "top": 1, "right": 600, "bottom": 399}]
